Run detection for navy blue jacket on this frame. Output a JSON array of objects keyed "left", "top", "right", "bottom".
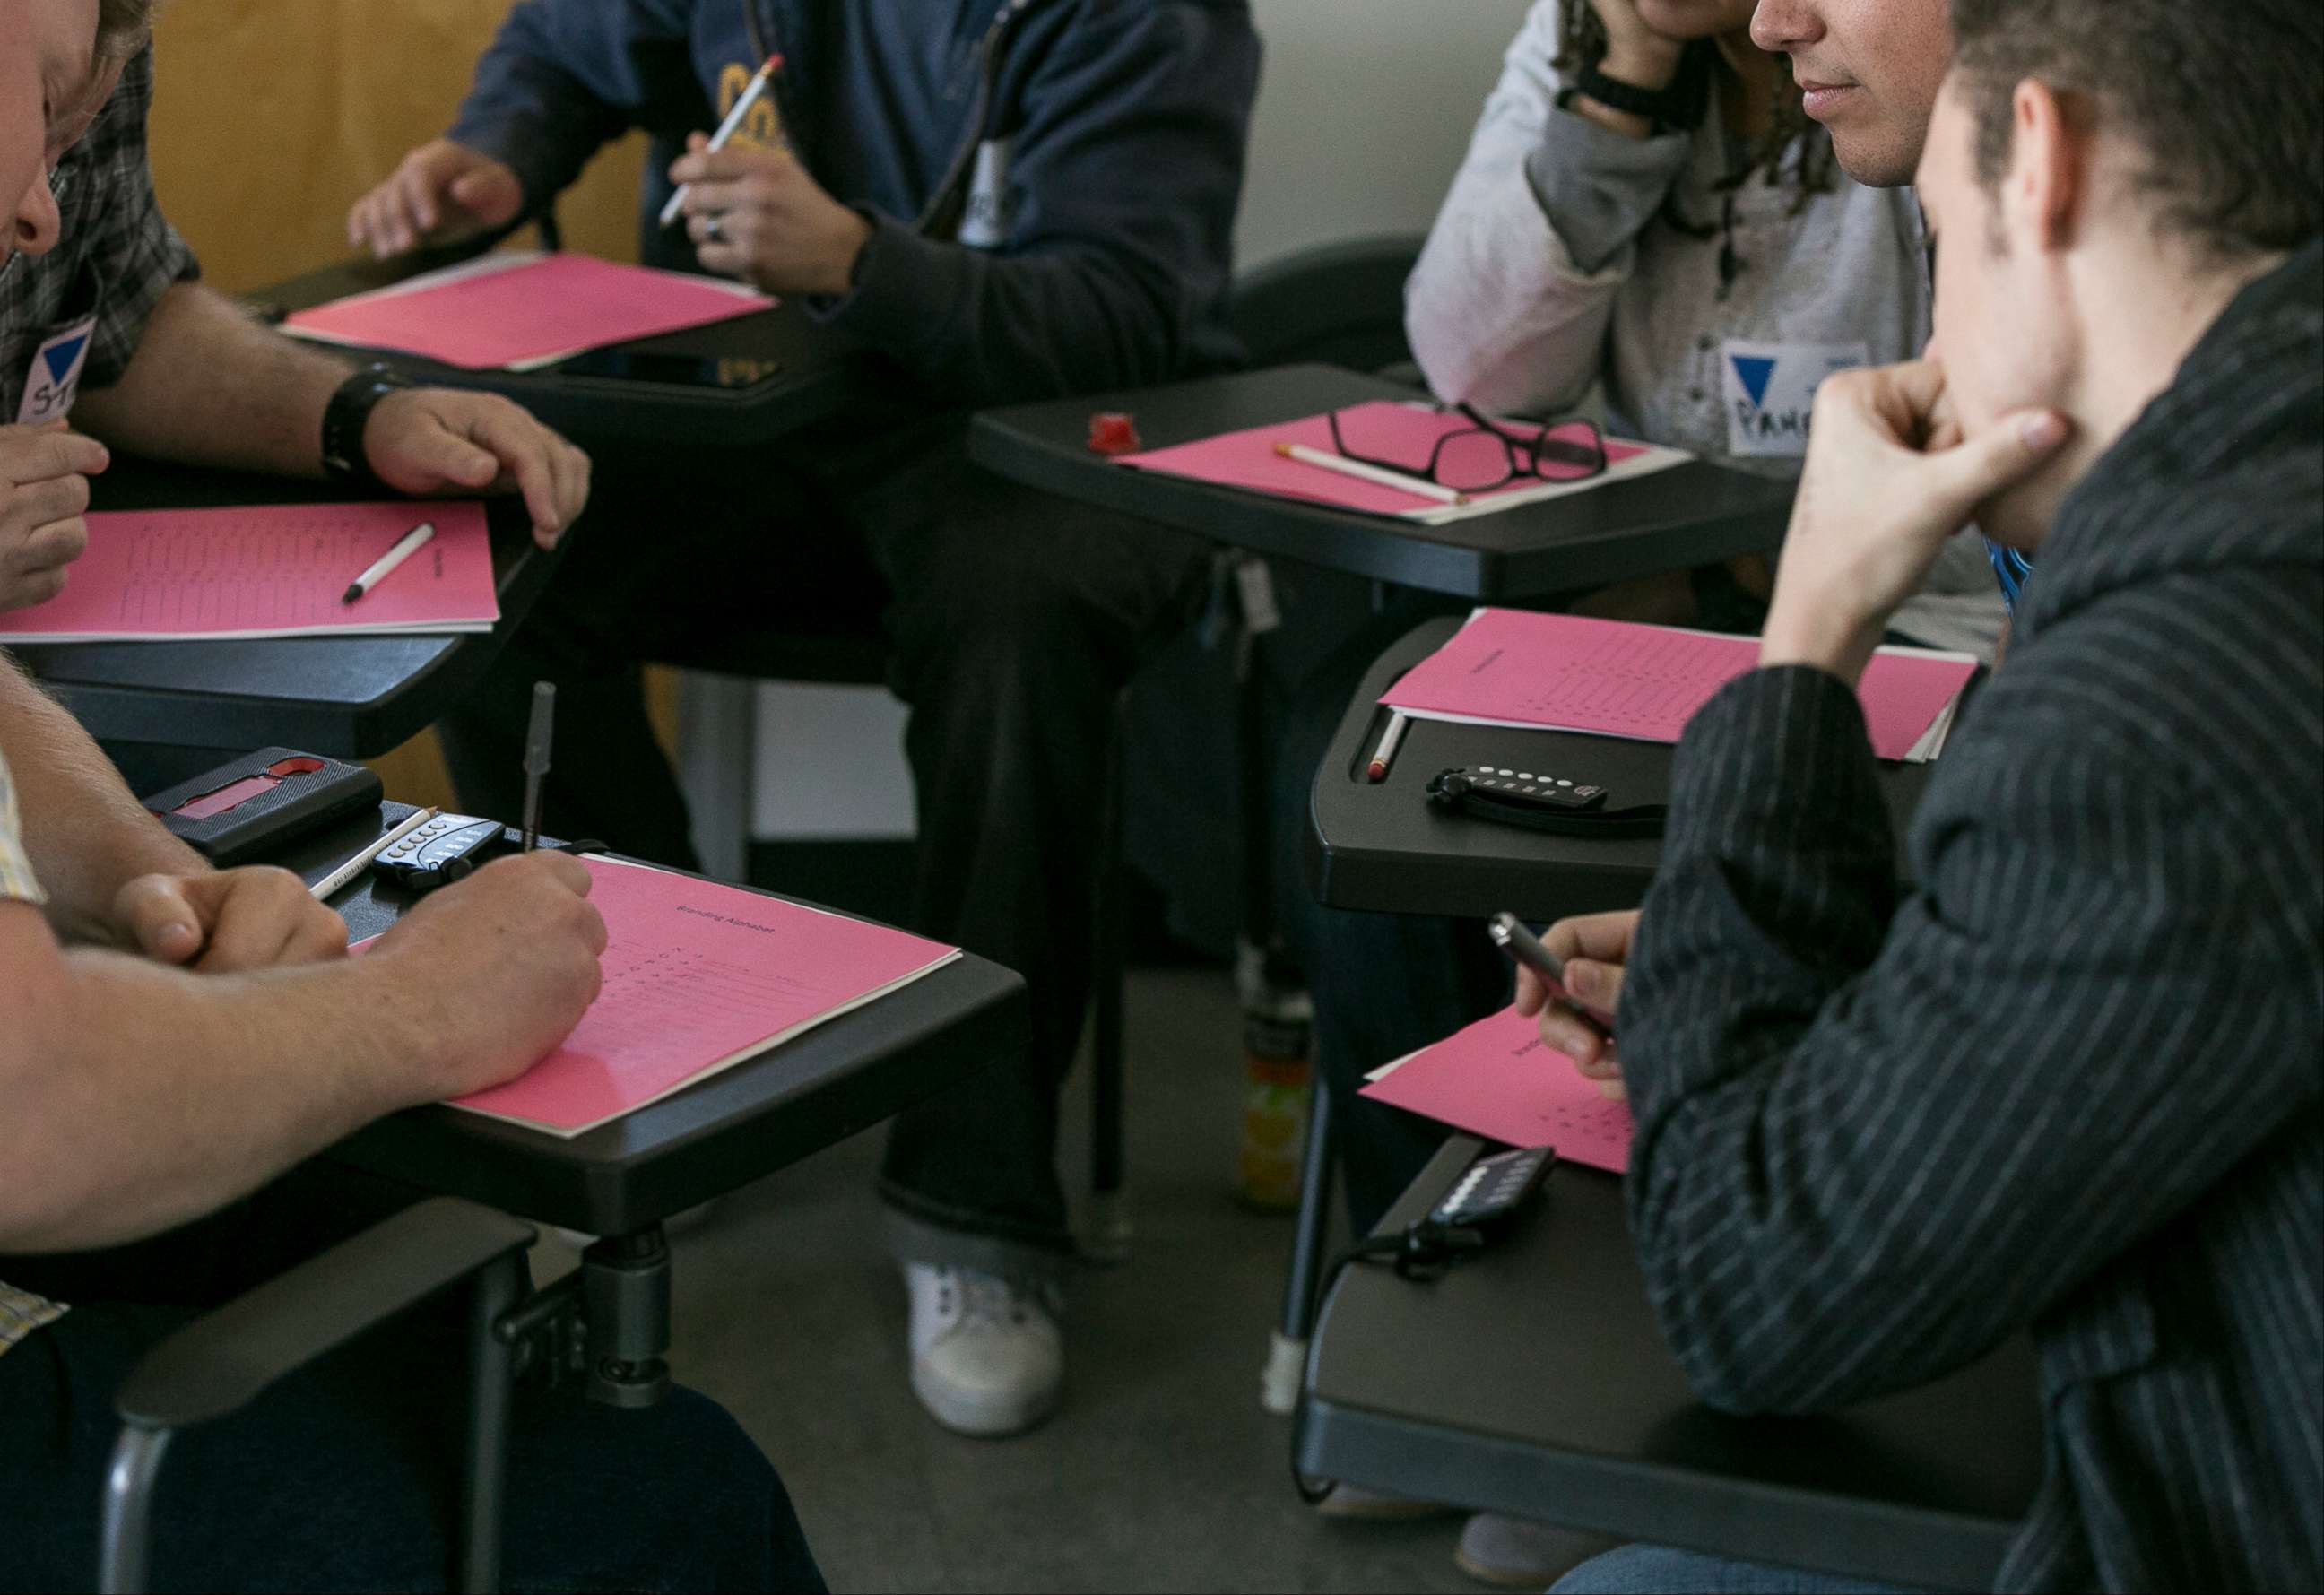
[{"left": 447, "top": 0, "right": 1260, "bottom": 403}]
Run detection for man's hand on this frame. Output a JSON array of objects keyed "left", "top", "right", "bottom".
[
  {"left": 0, "top": 422, "right": 108, "bottom": 612},
  {"left": 362, "top": 388, "right": 591, "bottom": 549},
  {"left": 346, "top": 141, "right": 525, "bottom": 260},
  {"left": 1761, "top": 360, "right": 2068, "bottom": 682},
  {"left": 110, "top": 865, "right": 350, "bottom": 973},
  {"left": 672, "top": 134, "right": 873, "bottom": 299},
  {"left": 365, "top": 851, "right": 607, "bottom": 1099},
  {"left": 1512, "top": 909, "right": 1637, "bottom": 1099}
]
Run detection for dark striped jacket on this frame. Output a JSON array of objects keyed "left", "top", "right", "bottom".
[{"left": 1622, "top": 239, "right": 2324, "bottom": 1591}]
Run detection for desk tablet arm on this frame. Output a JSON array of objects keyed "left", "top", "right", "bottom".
[{"left": 100, "top": 1198, "right": 536, "bottom": 1595}]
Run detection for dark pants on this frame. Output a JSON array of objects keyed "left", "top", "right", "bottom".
[
  {"left": 0, "top": 1166, "right": 822, "bottom": 1594},
  {"left": 440, "top": 429, "right": 1210, "bottom": 1261},
  {"left": 1272, "top": 601, "right": 1511, "bottom": 1238}
]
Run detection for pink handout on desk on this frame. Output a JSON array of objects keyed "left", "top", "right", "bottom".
[
  {"left": 1380, "top": 609, "right": 1975, "bottom": 762},
  {"left": 1362, "top": 1004, "right": 1633, "bottom": 1175},
  {"left": 283, "top": 252, "right": 770, "bottom": 371},
  {"left": 1117, "top": 401, "right": 1653, "bottom": 520},
  {"left": 445, "top": 857, "right": 960, "bottom": 1138},
  {"left": 0, "top": 500, "right": 498, "bottom": 643}
]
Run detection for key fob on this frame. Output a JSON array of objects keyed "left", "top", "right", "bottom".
[
  {"left": 370, "top": 813, "right": 513, "bottom": 893},
  {"left": 1429, "top": 1145, "right": 1557, "bottom": 1228}
]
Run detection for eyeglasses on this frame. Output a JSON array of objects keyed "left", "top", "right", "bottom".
[{"left": 1325, "top": 403, "right": 1608, "bottom": 494}]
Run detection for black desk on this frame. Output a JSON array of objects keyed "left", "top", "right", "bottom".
[
  {"left": 289, "top": 802, "right": 1028, "bottom": 1238},
  {"left": 1309, "top": 617, "right": 1936, "bottom": 919},
  {"left": 13, "top": 456, "right": 558, "bottom": 782},
  {"left": 258, "top": 253, "right": 880, "bottom": 453},
  {"left": 1297, "top": 1137, "right": 2043, "bottom": 1590},
  {"left": 969, "top": 364, "right": 1796, "bottom": 599}
]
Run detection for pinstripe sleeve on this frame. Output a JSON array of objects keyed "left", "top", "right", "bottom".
[{"left": 1618, "top": 572, "right": 2324, "bottom": 1414}]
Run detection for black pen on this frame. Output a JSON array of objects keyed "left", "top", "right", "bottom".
[{"left": 1487, "top": 911, "right": 1615, "bottom": 1044}]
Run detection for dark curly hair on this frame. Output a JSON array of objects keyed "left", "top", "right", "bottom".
[{"left": 1554, "top": 1, "right": 1836, "bottom": 218}]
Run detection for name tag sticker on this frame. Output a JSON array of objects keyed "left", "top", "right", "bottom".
[
  {"left": 1721, "top": 339, "right": 1868, "bottom": 457},
  {"left": 18, "top": 315, "right": 97, "bottom": 425},
  {"left": 957, "top": 138, "right": 1016, "bottom": 249}
]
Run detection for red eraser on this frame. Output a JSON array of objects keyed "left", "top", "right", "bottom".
[{"left": 1087, "top": 412, "right": 1141, "bottom": 456}]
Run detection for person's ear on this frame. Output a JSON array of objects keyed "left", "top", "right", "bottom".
[{"left": 2005, "top": 77, "right": 2081, "bottom": 256}]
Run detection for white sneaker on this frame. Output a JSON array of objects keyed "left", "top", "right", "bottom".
[{"left": 904, "top": 1262, "right": 1064, "bottom": 1438}]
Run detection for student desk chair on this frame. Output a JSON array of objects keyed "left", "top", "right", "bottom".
[
  {"left": 1299, "top": 1136, "right": 2044, "bottom": 1590},
  {"left": 95, "top": 790, "right": 1028, "bottom": 1593},
  {"left": 1309, "top": 615, "right": 1938, "bottom": 917},
  {"left": 1265, "top": 616, "right": 1947, "bottom": 1413},
  {"left": 11, "top": 455, "right": 562, "bottom": 795},
  {"left": 252, "top": 246, "right": 877, "bottom": 455}
]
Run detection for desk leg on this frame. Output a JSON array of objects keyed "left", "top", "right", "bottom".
[
  {"left": 460, "top": 1253, "right": 525, "bottom": 1593},
  {"left": 1262, "top": 1080, "right": 1338, "bottom": 1416},
  {"left": 581, "top": 1227, "right": 673, "bottom": 1409},
  {"left": 1087, "top": 693, "right": 1131, "bottom": 1264}
]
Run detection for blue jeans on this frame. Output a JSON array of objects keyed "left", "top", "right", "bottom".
[{"left": 1551, "top": 1546, "right": 1921, "bottom": 1593}]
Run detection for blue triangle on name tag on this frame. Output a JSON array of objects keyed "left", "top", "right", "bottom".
[
  {"left": 41, "top": 334, "right": 89, "bottom": 385},
  {"left": 1729, "top": 353, "right": 1775, "bottom": 409}
]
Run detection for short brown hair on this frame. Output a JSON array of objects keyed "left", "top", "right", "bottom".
[
  {"left": 1950, "top": 0, "right": 2324, "bottom": 262},
  {"left": 96, "top": 0, "right": 161, "bottom": 61}
]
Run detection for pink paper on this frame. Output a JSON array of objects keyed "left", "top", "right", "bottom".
[
  {"left": 1118, "top": 400, "right": 1647, "bottom": 517},
  {"left": 284, "top": 254, "right": 768, "bottom": 370},
  {"left": 1362, "top": 1005, "right": 1634, "bottom": 1174},
  {"left": 0, "top": 500, "right": 498, "bottom": 642},
  {"left": 446, "top": 858, "right": 958, "bottom": 1137},
  {"left": 1380, "top": 608, "right": 1974, "bottom": 762}
]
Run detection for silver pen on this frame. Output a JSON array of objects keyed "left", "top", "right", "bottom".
[{"left": 520, "top": 680, "right": 556, "bottom": 853}]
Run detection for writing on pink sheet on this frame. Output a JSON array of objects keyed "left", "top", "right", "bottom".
[{"left": 1360, "top": 1004, "right": 1633, "bottom": 1175}]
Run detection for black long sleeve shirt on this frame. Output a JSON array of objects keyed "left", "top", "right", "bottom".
[{"left": 1621, "top": 241, "right": 2324, "bottom": 1591}]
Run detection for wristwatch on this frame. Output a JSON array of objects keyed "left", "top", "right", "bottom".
[
  {"left": 320, "top": 362, "right": 412, "bottom": 490},
  {"left": 1568, "top": 60, "right": 1698, "bottom": 131}
]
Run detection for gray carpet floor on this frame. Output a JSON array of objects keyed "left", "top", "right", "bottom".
[{"left": 537, "top": 965, "right": 1606, "bottom": 1593}]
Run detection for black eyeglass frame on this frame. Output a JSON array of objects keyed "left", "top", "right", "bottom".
[{"left": 1324, "top": 403, "right": 1609, "bottom": 493}]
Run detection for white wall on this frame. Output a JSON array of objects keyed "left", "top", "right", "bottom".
[
  {"left": 742, "top": 0, "right": 1533, "bottom": 845},
  {"left": 1235, "top": 0, "right": 1532, "bottom": 270}
]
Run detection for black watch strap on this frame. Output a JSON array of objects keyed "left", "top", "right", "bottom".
[
  {"left": 1571, "top": 61, "right": 1693, "bottom": 128},
  {"left": 320, "top": 362, "right": 412, "bottom": 490}
]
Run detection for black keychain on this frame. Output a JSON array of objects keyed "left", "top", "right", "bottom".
[{"left": 1426, "top": 764, "right": 1668, "bottom": 838}]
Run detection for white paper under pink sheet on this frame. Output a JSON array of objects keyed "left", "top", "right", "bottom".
[
  {"left": 441, "top": 857, "right": 959, "bottom": 1138},
  {"left": 1362, "top": 1005, "right": 1633, "bottom": 1174},
  {"left": 0, "top": 500, "right": 498, "bottom": 643},
  {"left": 1116, "top": 401, "right": 1684, "bottom": 525},
  {"left": 1380, "top": 609, "right": 1975, "bottom": 763},
  {"left": 282, "top": 251, "right": 771, "bottom": 371}
]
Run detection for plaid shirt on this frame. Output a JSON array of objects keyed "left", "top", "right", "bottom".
[
  {"left": 0, "top": 47, "right": 199, "bottom": 422},
  {"left": 0, "top": 749, "right": 63, "bottom": 1355}
]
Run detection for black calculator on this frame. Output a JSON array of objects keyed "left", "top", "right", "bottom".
[
  {"left": 1429, "top": 1145, "right": 1557, "bottom": 1229},
  {"left": 371, "top": 813, "right": 514, "bottom": 893}
]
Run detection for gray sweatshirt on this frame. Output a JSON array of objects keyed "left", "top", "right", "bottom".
[{"left": 1405, "top": 0, "right": 2002, "bottom": 657}]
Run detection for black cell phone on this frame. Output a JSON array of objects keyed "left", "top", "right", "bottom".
[
  {"left": 550, "top": 348, "right": 785, "bottom": 388},
  {"left": 143, "top": 750, "right": 383, "bottom": 867},
  {"left": 1487, "top": 911, "right": 1615, "bottom": 1043}
]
